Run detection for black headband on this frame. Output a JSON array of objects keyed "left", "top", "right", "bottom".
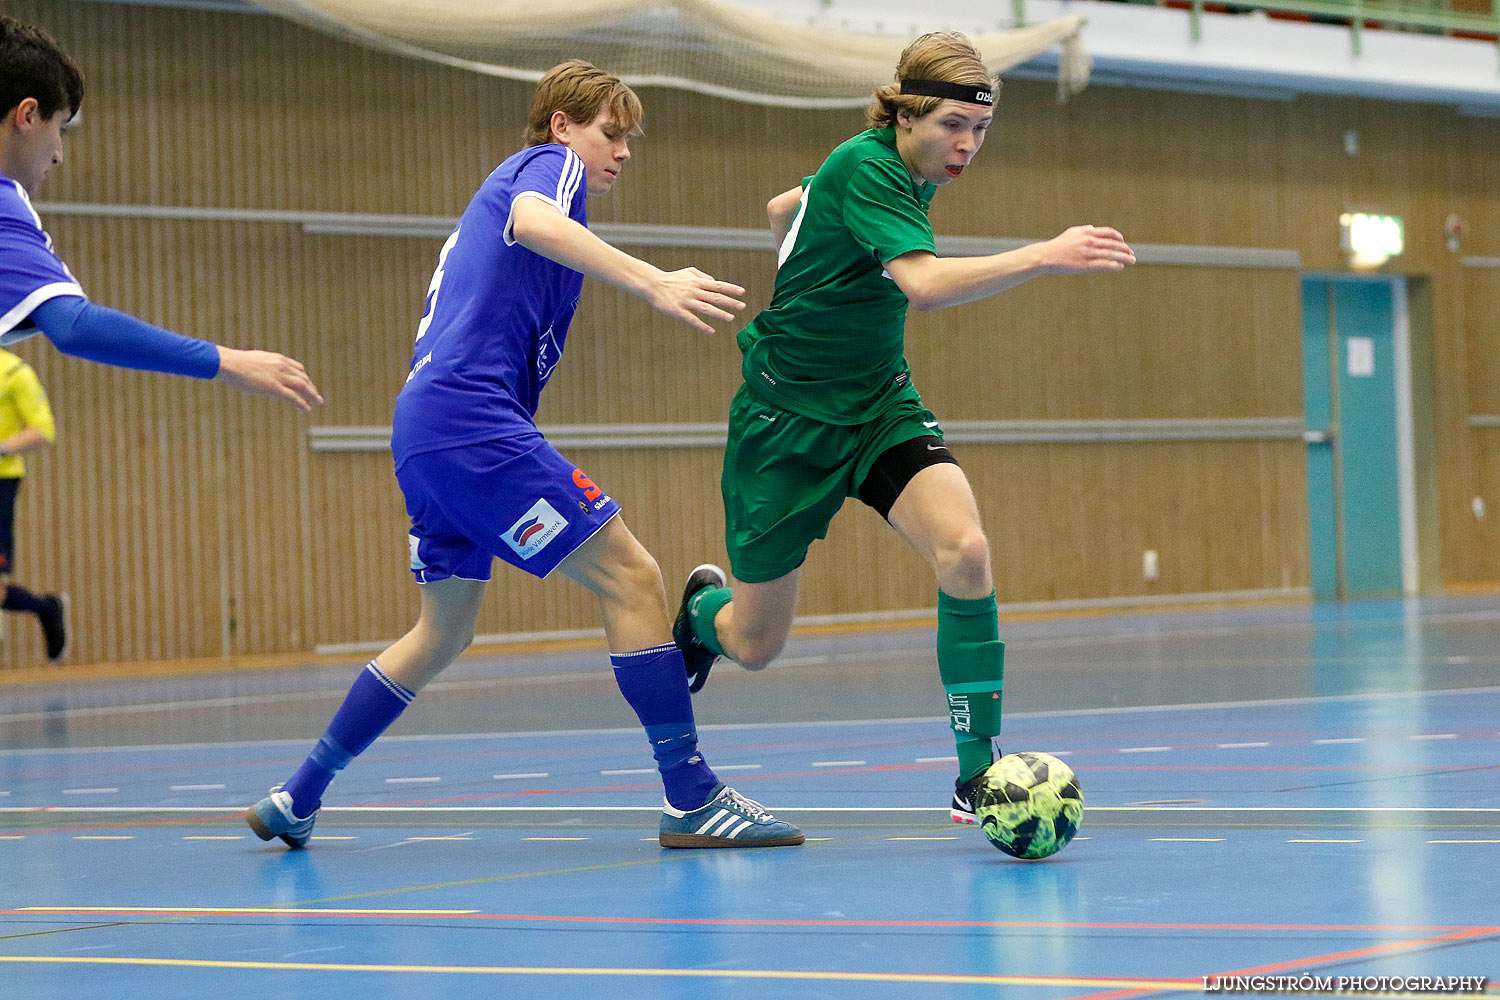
[{"left": 898, "top": 78, "right": 994, "bottom": 107}]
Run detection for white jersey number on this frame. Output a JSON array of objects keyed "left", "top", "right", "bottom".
[{"left": 414, "top": 226, "right": 461, "bottom": 343}]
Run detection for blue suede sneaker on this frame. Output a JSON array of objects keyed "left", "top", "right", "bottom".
[
  {"left": 659, "top": 784, "right": 804, "bottom": 848},
  {"left": 245, "top": 786, "right": 317, "bottom": 848}
]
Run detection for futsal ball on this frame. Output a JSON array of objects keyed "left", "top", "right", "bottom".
[{"left": 975, "top": 752, "right": 1083, "bottom": 860}]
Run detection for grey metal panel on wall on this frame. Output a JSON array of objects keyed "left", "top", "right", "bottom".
[{"left": 309, "top": 418, "right": 1307, "bottom": 452}]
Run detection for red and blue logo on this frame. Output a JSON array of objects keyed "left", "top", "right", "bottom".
[
  {"left": 513, "top": 518, "right": 547, "bottom": 547},
  {"left": 503, "top": 499, "right": 568, "bottom": 560}
]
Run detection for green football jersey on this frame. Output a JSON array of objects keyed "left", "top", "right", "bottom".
[{"left": 738, "top": 127, "right": 937, "bottom": 425}]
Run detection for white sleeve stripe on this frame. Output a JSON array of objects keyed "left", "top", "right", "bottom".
[
  {"left": 554, "top": 150, "right": 573, "bottom": 206},
  {"left": 0, "top": 282, "right": 86, "bottom": 341},
  {"left": 6, "top": 178, "right": 45, "bottom": 231},
  {"left": 502, "top": 191, "right": 568, "bottom": 247},
  {"left": 560, "top": 150, "right": 584, "bottom": 212}
]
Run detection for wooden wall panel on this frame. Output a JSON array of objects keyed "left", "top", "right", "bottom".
[{"left": 0, "top": 0, "right": 1494, "bottom": 666}]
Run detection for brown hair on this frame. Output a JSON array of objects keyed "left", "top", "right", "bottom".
[
  {"left": 524, "top": 59, "right": 643, "bottom": 147},
  {"left": 866, "top": 32, "right": 996, "bottom": 130}
]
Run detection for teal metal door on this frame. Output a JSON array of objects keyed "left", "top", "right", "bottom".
[{"left": 1301, "top": 278, "right": 1404, "bottom": 599}]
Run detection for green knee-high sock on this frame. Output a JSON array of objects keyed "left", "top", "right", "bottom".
[
  {"left": 936, "top": 590, "right": 1005, "bottom": 783},
  {"left": 688, "top": 586, "right": 733, "bottom": 657}
]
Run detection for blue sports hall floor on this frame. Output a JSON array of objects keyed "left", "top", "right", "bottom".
[{"left": 2, "top": 594, "right": 1497, "bottom": 998}]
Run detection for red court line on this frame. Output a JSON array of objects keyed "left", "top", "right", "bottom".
[
  {"left": 7, "top": 910, "right": 1497, "bottom": 934},
  {"left": 1061, "top": 926, "right": 1499, "bottom": 1000}
]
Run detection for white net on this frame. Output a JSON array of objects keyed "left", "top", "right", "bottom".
[{"left": 247, "top": 0, "right": 1090, "bottom": 107}]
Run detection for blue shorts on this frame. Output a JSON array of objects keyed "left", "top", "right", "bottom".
[{"left": 395, "top": 431, "right": 620, "bottom": 583}]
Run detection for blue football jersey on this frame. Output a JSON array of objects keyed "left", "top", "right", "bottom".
[
  {"left": 392, "top": 144, "right": 589, "bottom": 462},
  {"left": 0, "top": 174, "right": 85, "bottom": 345}
]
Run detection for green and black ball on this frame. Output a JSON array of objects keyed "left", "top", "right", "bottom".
[{"left": 976, "top": 752, "right": 1083, "bottom": 860}]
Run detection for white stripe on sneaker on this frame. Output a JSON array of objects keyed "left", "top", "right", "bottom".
[
  {"left": 707, "top": 813, "right": 741, "bottom": 838},
  {"left": 693, "top": 809, "right": 731, "bottom": 836},
  {"left": 725, "top": 819, "right": 753, "bottom": 839}
]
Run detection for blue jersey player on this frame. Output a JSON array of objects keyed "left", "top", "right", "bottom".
[
  {"left": 247, "top": 60, "right": 804, "bottom": 850},
  {"left": 1, "top": 15, "right": 321, "bottom": 660},
  {"left": 0, "top": 16, "right": 323, "bottom": 411}
]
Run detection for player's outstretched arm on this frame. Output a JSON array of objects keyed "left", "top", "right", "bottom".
[
  {"left": 767, "top": 185, "right": 803, "bottom": 251},
  {"left": 27, "top": 296, "right": 323, "bottom": 411},
  {"left": 884, "top": 225, "right": 1135, "bottom": 313},
  {"left": 510, "top": 197, "right": 745, "bottom": 335}
]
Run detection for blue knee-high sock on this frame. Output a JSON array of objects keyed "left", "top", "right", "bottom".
[
  {"left": 281, "top": 660, "right": 414, "bottom": 817},
  {"left": 612, "top": 643, "right": 720, "bottom": 812}
]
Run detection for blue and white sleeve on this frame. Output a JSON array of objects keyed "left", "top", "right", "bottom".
[
  {"left": 0, "top": 189, "right": 86, "bottom": 345},
  {"left": 502, "top": 146, "right": 586, "bottom": 246}
]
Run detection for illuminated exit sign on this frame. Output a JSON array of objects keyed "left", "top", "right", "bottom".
[{"left": 1340, "top": 213, "right": 1404, "bottom": 265}]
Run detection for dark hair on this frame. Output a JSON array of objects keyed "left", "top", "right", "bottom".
[{"left": 0, "top": 15, "right": 84, "bottom": 121}]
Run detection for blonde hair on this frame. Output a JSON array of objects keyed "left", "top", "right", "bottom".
[
  {"left": 866, "top": 32, "right": 996, "bottom": 130},
  {"left": 524, "top": 59, "right": 643, "bottom": 147}
]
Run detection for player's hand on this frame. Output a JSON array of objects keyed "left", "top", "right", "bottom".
[
  {"left": 1041, "top": 226, "right": 1135, "bottom": 274},
  {"left": 647, "top": 267, "right": 746, "bottom": 334},
  {"left": 215, "top": 347, "right": 324, "bottom": 412}
]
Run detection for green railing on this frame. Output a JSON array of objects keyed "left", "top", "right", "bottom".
[{"left": 1010, "top": 0, "right": 1500, "bottom": 66}]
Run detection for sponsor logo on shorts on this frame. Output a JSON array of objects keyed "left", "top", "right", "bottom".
[
  {"left": 407, "top": 533, "right": 426, "bottom": 571},
  {"left": 504, "top": 499, "right": 569, "bottom": 560},
  {"left": 572, "top": 469, "right": 603, "bottom": 502}
]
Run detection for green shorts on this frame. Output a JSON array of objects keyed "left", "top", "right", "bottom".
[{"left": 722, "top": 383, "right": 944, "bottom": 583}]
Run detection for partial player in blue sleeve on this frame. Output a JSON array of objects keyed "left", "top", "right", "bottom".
[
  {"left": 0, "top": 15, "right": 322, "bottom": 411},
  {"left": 248, "top": 59, "right": 805, "bottom": 852}
]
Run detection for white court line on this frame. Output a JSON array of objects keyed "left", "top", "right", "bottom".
[
  {"left": 19, "top": 906, "right": 479, "bottom": 915},
  {"left": 1217, "top": 742, "right": 1270, "bottom": 748},
  {"left": 1410, "top": 733, "right": 1457, "bottom": 740},
  {"left": 915, "top": 756, "right": 957, "bottom": 763},
  {"left": 811, "top": 761, "right": 866, "bottom": 767},
  {"left": 492, "top": 773, "right": 548, "bottom": 780},
  {"left": 61, "top": 788, "right": 118, "bottom": 795},
  {"left": 7, "top": 685, "right": 1499, "bottom": 756},
  {"left": 713, "top": 764, "right": 762, "bottom": 771},
  {"left": 170, "top": 784, "right": 226, "bottom": 791},
  {"left": 599, "top": 769, "right": 653, "bottom": 776},
  {"left": 1118, "top": 747, "right": 1172, "bottom": 754},
  {"left": 384, "top": 777, "right": 441, "bottom": 784},
  {"left": 1314, "top": 738, "right": 1366, "bottom": 744}
]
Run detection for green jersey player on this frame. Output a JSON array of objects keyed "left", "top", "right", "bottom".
[{"left": 673, "top": 31, "right": 1136, "bottom": 824}]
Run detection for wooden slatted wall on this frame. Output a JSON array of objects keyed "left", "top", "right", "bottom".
[{"left": 0, "top": 0, "right": 1494, "bottom": 666}]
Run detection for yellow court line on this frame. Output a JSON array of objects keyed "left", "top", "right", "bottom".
[
  {"left": 310, "top": 837, "right": 357, "bottom": 841},
  {"left": 73, "top": 836, "right": 133, "bottom": 840},
  {"left": 0, "top": 956, "right": 1197, "bottom": 988},
  {"left": 405, "top": 837, "right": 473, "bottom": 841},
  {"left": 183, "top": 836, "right": 245, "bottom": 841},
  {"left": 0, "top": 836, "right": 24, "bottom": 840},
  {"left": 523, "top": 837, "right": 588, "bottom": 842},
  {"left": 1149, "top": 838, "right": 1225, "bottom": 842},
  {"left": 1288, "top": 839, "right": 1364, "bottom": 843},
  {"left": 889, "top": 837, "right": 959, "bottom": 841},
  {"left": 1428, "top": 839, "right": 1500, "bottom": 844}
]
